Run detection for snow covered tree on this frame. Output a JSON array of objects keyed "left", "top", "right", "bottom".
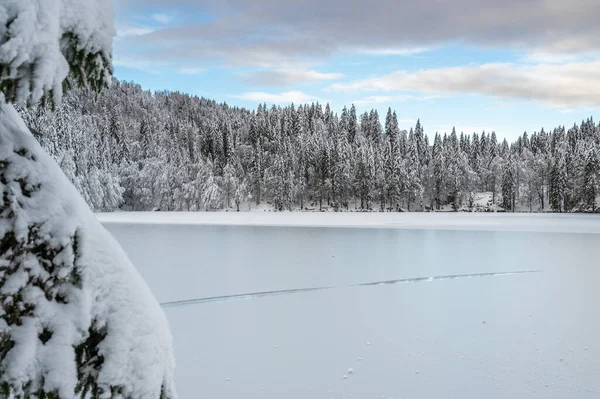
[
  {"left": 405, "top": 131, "right": 423, "bottom": 210},
  {"left": 519, "top": 147, "right": 543, "bottom": 212},
  {"left": 0, "top": 2, "right": 176, "bottom": 398},
  {"left": 432, "top": 133, "right": 445, "bottom": 210},
  {"left": 579, "top": 144, "right": 599, "bottom": 211},
  {"left": 549, "top": 139, "right": 568, "bottom": 212},
  {"left": 222, "top": 163, "right": 236, "bottom": 208},
  {"left": 348, "top": 104, "right": 358, "bottom": 144},
  {"left": 331, "top": 128, "right": 352, "bottom": 209},
  {"left": 383, "top": 109, "right": 401, "bottom": 209},
  {"left": 354, "top": 135, "right": 375, "bottom": 210},
  {"left": 445, "top": 128, "right": 467, "bottom": 210},
  {"left": 501, "top": 156, "right": 516, "bottom": 211},
  {"left": 234, "top": 178, "right": 249, "bottom": 211},
  {"left": 198, "top": 158, "right": 222, "bottom": 210},
  {"left": 312, "top": 119, "right": 331, "bottom": 210}
]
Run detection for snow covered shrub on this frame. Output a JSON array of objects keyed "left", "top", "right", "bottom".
[{"left": 0, "top": 1, "right": 176, "bottom": 398}]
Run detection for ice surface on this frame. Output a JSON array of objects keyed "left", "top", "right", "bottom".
[{"left": 103, "top": 216, "right": 600, "bottom": 399}]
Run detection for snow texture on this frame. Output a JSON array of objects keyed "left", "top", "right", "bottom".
[
  {"left": 0, "top": 103, "right": 176, "bottom": 398},
  {"left": 103, "top": 218, "right": 600, "bottom": 399},
  {"left": 0, "top": 0, "right": 114, "bottom": 105}
]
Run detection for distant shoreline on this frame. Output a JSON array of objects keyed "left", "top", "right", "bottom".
[{"left": 96, "top": 212, "right": 600, "bottom": 234}]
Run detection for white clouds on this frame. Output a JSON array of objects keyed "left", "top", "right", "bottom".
[
  {"left": 116, "top": 23, "right": 154, "bottom": 38},
  {"left": 352, "top": 95, "right": 405, "bottom": 105},
  {"left": 115, "top": 0, "right": 600, "bottom": 68},
  {"left": 329, "top": 61, "right": 600, "bottom": 108},
  {"left": 177, "top": 67, "right": 205, "bottom": 75},
  {"left": 112, "top": 56, "right": 160, "bottom": 73},
  {"left": 152, "top": 13, "right": 171, "bottom": 24},
  {"left": 522, "top": 51, "right": 586, "bottom": 64},
  {"left": 111, "top": 0, "right": 600, "bottom": 116},
  {"left": 352, "top": 94, "right": 442, "bottom": 105},
  {"left": 240, "top": 69, "right": 343, "bottom": 86},
  {"left": 357, "top": 47, "right": 430, "bottom": 56},
  {"left": 233, "top": 91, "right": 324, "bottom": 105}
]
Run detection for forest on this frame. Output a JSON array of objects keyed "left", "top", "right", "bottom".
[{"left": 19, "top": 79, "right": 600, "bottom": 213}]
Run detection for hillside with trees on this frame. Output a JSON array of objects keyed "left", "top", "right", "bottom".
[{"left": 20, "top": 80, "right": 600, "bottom": 213}]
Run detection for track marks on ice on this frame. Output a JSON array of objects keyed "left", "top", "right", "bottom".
[
  {"left": 161, "top": 287, "right": 331, "bottom": 307},
  {"left": 352, "top": 270, "right": 542, "bottom": 287},
  {"left": 160, "top": 270, "right": 542, "bottom": 308}
]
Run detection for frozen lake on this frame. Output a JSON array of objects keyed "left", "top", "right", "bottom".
[{"left": 99, "top": 213, "right": 600, "bottom": 399}]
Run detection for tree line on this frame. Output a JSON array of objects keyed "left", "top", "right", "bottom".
[{"left": 19, "top": 80, "right": 600, "bottom": 213}]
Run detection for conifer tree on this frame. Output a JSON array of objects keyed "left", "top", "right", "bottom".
[
  {"left": 0, "top": 2, "right": 176, "bottom": 398},
  {"left": 502, "top": 156, "right": 516, "bottom": 211}
]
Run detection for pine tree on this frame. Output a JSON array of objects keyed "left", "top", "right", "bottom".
[
  {"left": 332, "top": 127, "right": 352, "bottom": 209},
  {"left": 549, "top": 141, "right": 568, "bottom": 212},
  {"left": 383, "top": 108, "right": 400, "bottom": 208},
  {"left": 580, "top": 145, "right": 599, "bottom": 211},
  {"left": 405, "top": 132, "right": 423, "bottom": 210},
  {"left": 354, "top": 136, "right": 375, "bottom": 210},
  {"left": 234, "top": 178, "right": 249, "bottom": 211},
  {"left": 446, "top": 128, "right": 461, "bottom": 210},
  {"left": 414, "top": 119, "right": 425, "bottom": 171},
  {"left": 0, "top": 3, "right": 176, "bottom": 398},
  {"left": 222, "top": 163, "right": 236, "bottom": 208},
  {"left": 432, "top": 133, "right": 445, "bottom": 210},
  {"left": 199, "top": 158, "right": 222, "bottom": 210},
  {"left": 502, "top": 156, "right": 516, "bottom": 211},
  {"left": 312, "top": 119, "right": 331, "bottom": 210},
  {"left": 348, "top": 104, "right": 358, "bottom": 144}
]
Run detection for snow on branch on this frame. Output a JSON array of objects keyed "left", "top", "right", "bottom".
[{"left": 0, "top": 0, "right": 114, "bottom": 106}]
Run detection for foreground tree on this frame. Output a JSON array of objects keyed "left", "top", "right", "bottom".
[{"left": 0, "top": 1, "right": 176, "bottom": 398}]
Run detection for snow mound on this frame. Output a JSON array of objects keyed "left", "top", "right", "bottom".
[{"left": 0, "top": 103, "right": 175, "bottom": 397}]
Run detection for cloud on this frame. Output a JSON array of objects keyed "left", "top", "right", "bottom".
[
  {"left": 352, "top": 95, "right": 407, "bottom": 105},
  {"left": 352, "top": 94, "right": 442, "bottom": 105},
  {"left": 232, "top": 91, "right": 324, "bottom": 104},
  {"left": 177, "top": 67, "right": 205, "bottom": 74},
  {"left": 152, "top": 13, "right": 172, "bottom": 24},
  {"left": 357, "top": 47, "right": 430, "bottom": 56},
  {"left": 240, "top": 69, "right": 343, "bottom": 86},
  {"left": 114, "top": 0, "right": 600, "bottom": 67},
  {"left": 116, "top": 23, "right": 154, "bottom": 38},
  {"left": 113, "top": 56, "right": 160, "bottom": 73},
  {"left": 522, "top": 51, "right": 585, "bottom": 64},
  {"left": 328, "top": 61, "right": 600, "bottom": 108}
]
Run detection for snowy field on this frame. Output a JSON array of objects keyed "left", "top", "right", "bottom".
[{"left": 99, "top": 213, "right": 600, "bottom": 399}]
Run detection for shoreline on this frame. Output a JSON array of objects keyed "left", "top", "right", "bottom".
[{"left": 96, "top": 212, "right": 600, "bottom": 234}]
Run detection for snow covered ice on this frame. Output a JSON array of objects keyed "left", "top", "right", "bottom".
[{"left": 102, "top": 213, "right": 600, "bottom": 399}]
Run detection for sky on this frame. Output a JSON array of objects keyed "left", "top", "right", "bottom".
[{"left": 112, "top": 0, "right": 600, "bottom": 141}]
